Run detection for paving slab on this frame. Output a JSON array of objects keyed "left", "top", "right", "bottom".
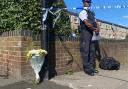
[
  {"left": 51, "top": 66, "right": 128, "bottom": 89},
  {"left": 0, "top": 65, "right": 128, "bottom": 89}
]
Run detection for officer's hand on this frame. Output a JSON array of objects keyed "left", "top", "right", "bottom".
[{"left": 94, "top": 28, "right": 99, "bottom": 32}]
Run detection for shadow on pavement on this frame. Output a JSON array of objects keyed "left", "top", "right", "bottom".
[{"left": 0, "top": 80, "right": 72, "bottom": 89}]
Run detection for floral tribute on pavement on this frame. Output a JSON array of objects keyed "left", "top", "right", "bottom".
[{"left": 27, "top": 49, "right": 47, "bottom": 84}]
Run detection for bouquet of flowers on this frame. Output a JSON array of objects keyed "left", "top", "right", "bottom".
[
  {"left": 27, "top": 49, "right": 47, "bottom": 61},
  {"left": 27, "top": 49, "right": 47, "bottom": 84}
]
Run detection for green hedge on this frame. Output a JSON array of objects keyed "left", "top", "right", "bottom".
[
  {"left": 0, "top": 0, "right": 42, "bottom": 33},
  {"left": 48, "top": 0, "right": 72, "bottom": 36}
]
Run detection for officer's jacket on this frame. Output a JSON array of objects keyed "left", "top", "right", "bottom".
[{"left": 80, "top": 9, "right": 97, "bottom": 32}]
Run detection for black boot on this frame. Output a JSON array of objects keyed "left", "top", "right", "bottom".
[{"left": 84, "top": 68, "right": 95, "bottom": 76}]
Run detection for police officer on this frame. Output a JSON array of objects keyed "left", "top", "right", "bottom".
[{"left": 79, "top": 0, "right": 99, "bottom": 76}]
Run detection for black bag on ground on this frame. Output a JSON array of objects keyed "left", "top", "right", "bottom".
[{"left": 99, "top": 57, "right": 120, "bottom": 70}]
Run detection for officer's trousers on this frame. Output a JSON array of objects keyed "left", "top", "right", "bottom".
[{"left": 80, "top": 29, "right": 95, "bottom": 71}]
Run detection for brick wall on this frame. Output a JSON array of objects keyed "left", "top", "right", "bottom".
[
  {"left": 0, "top": 30, "right": 41, "bottom": 80},
  {"left": 48, "top": 36, "right": 82, "bottom": 77},
  {"left": 0, "top": 30, "right": 128, "bottom": 80},
  {"left": 100, "top": 40, "right": 128, "bottom": 64},
  {"left": 48, "top": 37, "right": 128, "bottom": 76}
]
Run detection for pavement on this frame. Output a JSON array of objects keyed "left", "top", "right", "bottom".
[
  {"left": 0, "top": 74, "right": 72, "bottom": 89},
  {"left": 0, "top": 80, "right": 72, "bottom": 89},
  {"left": 0, "top": 65, "right": 128, "bottom": 89},
  {"left": 50, "top": 65, "right": 128, "bottom": 89}
]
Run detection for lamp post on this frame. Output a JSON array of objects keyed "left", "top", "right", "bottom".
[
  {"left": 41, "top": 0, "right": 49, "bottom": 80},
  {"left": 42, "top": 0, "right": 47, "bottom": 49}
]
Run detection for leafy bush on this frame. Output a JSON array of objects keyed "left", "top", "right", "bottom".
[
  {"left": 48, "top": 0, "right": 72, "bottom": 36},
  {"left": 52, "top": 10, "right": 71, "bottom": 36},
  {"left": 0, "top": 0, "right": 72, "bottom": 35},
  {"left": 0, "top": 0, "right": 42, "bottom": 33}
]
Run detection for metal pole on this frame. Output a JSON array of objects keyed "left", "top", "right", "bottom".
[
  {"left": 41, "top": 0, "right": 49, "bottom": 80},
  {"left": 42, "top": 0, "right": 47, "bottom": 49}
]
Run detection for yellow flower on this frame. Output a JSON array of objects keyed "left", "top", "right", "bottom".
[{"left": 26, "top": 49, "right": 47, "bottom": 61}]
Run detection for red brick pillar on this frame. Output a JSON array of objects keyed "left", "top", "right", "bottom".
[{"left": 0, "top": 30, "right": 41, "bottom": 80}]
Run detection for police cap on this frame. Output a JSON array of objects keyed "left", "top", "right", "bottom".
[{"left": 82, "top": 0, "right": 91, "bottom": 3}]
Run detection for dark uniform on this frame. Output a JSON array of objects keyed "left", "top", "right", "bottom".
[{"left": 79, "top": 1, "right": 98, "bottom": 75}]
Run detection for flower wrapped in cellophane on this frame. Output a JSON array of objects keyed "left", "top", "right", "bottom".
[{"left": 27, "top": 49, "right": 47, "bottom": 84}]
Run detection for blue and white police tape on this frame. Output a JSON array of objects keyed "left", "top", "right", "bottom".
[{"left": 42, "top": 5, "right": 128, "bottom": 10}]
